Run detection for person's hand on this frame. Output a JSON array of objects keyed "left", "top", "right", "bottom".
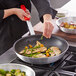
[
  {"left": 14, "top": 8, "right": 31, "bottom": 21},
  {"left": 43, "top": 14, "right": 54, "bottom": 38}
]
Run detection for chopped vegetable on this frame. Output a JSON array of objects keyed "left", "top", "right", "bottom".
[
  {"left": 50, "top": 50, "right": 53, "bottom": 53},
  {"left": 0, "top": 69, "right": 26, "bottom": 76},
  {"left": 0, "top": 69, "right": 6, "bottom": 75},
  {"left": 25, "top": 46, "right": 28, "bottom": 49},
  {"left": 33, "top": 45, "right": 40, "bottom": 49},
  {"left": 29, "top": 44, "right": 33, "bottom": 48},
  {"left": 11, "top": 69, "right": 15, "bottom": 74},
  {"left": 40, "top": 44, "right": 44, "bottom": 47},
  {"left": 41, "top": 35, "right": 43, "bottom": 40},
  {"left": 60, "top": 22, "right": 76, "bottom": 29},
  {"left": 6, "top": 73, "right": 11, "bottom": 76},
  {"left": 46, "top": 50, "right": 49, "bottom": 53},
  {"left": 46, "top": 53, "right": 50, "bottom": 57},
  {"left": 19, "top": 41, "right": 61, "bottom": 58}
]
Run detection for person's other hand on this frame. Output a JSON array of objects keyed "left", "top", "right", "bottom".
[
  {"left": 14, "top": 8, "right": 31, "bottom": 21},
  {"left": 43, "top": 14, "right": 54, "bottom": 38}
]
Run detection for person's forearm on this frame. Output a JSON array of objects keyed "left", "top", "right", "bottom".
[
  {"left": 3, "top": 8, "right": 31, "bottom": 21},
  {"left": 3, "top": 8, "right": 16, "bottom": 19},
  {"left": 43, "top": 14, "right": 52, "bottom": 22}
]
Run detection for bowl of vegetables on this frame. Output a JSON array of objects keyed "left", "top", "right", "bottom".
[
  {"left": 0, "top": 63, "right": 35, "bottom": 76},
  {"left": 56, "top": 17, "right": 76, "bottom": 34}
]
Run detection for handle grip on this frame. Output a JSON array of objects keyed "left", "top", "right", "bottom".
[{"left": 20, "top": 5, "right": 30, "bottom": 21}]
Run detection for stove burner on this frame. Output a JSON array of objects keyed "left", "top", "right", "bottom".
[
  {"left": 50, "top": 71, "right": 60, "bottom": 76},
  {"left": 54, "top": 47, "right": 76, "bottom": 76},
  {"left": 61, "top": 52, "right": 76, "bottom": 72},
  {"left": 61, "top": 65, "right": 76, "bottom": 72}
]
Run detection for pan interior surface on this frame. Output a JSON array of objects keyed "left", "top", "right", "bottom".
[{"left": 14, "top": 35, "right": 68, "bottom": 54}]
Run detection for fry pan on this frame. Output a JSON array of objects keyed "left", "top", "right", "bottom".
[{"left": 13, "top": 35, "right": 69, "bottom": 64}]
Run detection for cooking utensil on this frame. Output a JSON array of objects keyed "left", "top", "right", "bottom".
[
  {"left": 13, "top": 35, "right": 69, "bottom": 64},
  {"left": 56, "top": 17, "right": 76, "bottom": 34},
  {"left": 0, "top": 63, "right": 35, "bottom": 76},
  {"left": 20, "top": 5, "right": 35, "bottom": 35}
]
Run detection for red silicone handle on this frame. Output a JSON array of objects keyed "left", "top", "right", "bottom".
[{"left": 20, "top": 5, "right": 30, "bottom": 21}]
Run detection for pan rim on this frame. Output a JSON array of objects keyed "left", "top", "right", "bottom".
[{"left": 13, "top": 34, "right": 69, "bottom": 59}]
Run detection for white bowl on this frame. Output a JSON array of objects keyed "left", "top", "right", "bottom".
[{"left": 0, "top": 63, "right": 35, "bottom": 76}]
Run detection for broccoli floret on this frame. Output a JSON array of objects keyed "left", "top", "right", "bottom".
[
  {"left": 10, "top": 69, "right": 16, "bottom": 74},
  {"left": 21, "top": 72, "right": 26, "bottom": 76},
  {"left": 16, "top": 73, "right": 22, "bottom": 76},
  {"left": 0, "top": 69, "right": 6, "bottom": 75}
]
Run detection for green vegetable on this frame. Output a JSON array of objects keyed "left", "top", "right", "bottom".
[
  {"left": 10, "top": 69, "right": 15, "bottom": 74},
  {"left": 24, "top": 49, "right": 27, "bottom": 53},
  {"left": 50, "top": 49, "right": 53, "bottom": 52},
  {"left": 28, "top": 48, "right": 33, "bottom": 51},
  {"left": 21, "top": 72, "right": 25, "bottom": 76},
  {"left": 16, "top": 73, "right": 22, "bottom": 76},
  {"left": 33, "top": 45, "right": 40, "bottom": 49},
  {"left": 22, "top": 72, "right": 26, "bottom": 75},
  {"left": 24, "top": 54, "right": 33, "bottom": 57},
  {"left": 24, "top": 52, "right": 41, "bottom": 57},
  {"left": 0, "top": 69, "right": 26, "bottom": 76},
  {"left": 0, "top": 69, "right": 6, "bottom": 75},
  {"left": 41, "top": 35, "right": 43, "bottom": 40},
  {"left": 42, "top": 52, "right": 46, "bottom": 54},
  {"left": 15, "top": 69, "right": 21, "bottom": 74}
]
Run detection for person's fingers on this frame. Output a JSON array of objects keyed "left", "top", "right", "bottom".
[
  {"left": 22, "top": 11, "right": 31, "bottom": 21},
  {"left": 20, "top": 16, "right": 25, "bottom": 21},
  {"left": 43, "top": 23, "right": 47, "bottom": 37},
  {"left": 43, "top": 22, "right": 49, "bottom": 38},
  {"left": 23, "top": 12, "right": 31, "bottom": 18},
  {"left": 43, "top": 22, "right": 54, "bottom": 38},
  {"left": 48, "top": 23, "right": 54, "bottom": 38},
  {"left": 48, "top": 24, "right": 54, "bottom": 38},
  {"left": 43, "top": 22, "right": 50, "bottom": 38},
  {"left": 47, "top": 23, "right": 50, "bottom": 38},
  {"left": 15, "top": 8, "right": 31, "bottom": 21},
  {"left": 26, "top": 9, "right": 30, "bottom": 15},
  {"left": 24, "top": 9, "right": 31, "bottom": 18},
  {"left": 46, "top": 23, "right": 50, "bottom": 38}
]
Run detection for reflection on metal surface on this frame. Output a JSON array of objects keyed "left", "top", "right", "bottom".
[{"left": 0, "top": 48, "right": 17, "bottom": 64}]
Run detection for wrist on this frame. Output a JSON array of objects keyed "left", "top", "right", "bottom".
[
  {"left": 11, "top": 8, "right": 18, "bottom": 15},
  {"left": 43, "top": 14, "right": 52, "bottom": 22}
]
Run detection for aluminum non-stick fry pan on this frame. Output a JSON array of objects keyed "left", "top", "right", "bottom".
[{"left": 13, "top": 35, "right": 69, "bottom": 64}]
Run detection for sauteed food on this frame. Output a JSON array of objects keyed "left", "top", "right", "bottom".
[
  {"left": 0, "top": 69, "right": 26, "bottom": 76},
  {"left": 19, "top": 41, "right": 61, "bottom": 58},
  {"left": 60, "top": 22, "right": 76, "bottom": 29}
]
